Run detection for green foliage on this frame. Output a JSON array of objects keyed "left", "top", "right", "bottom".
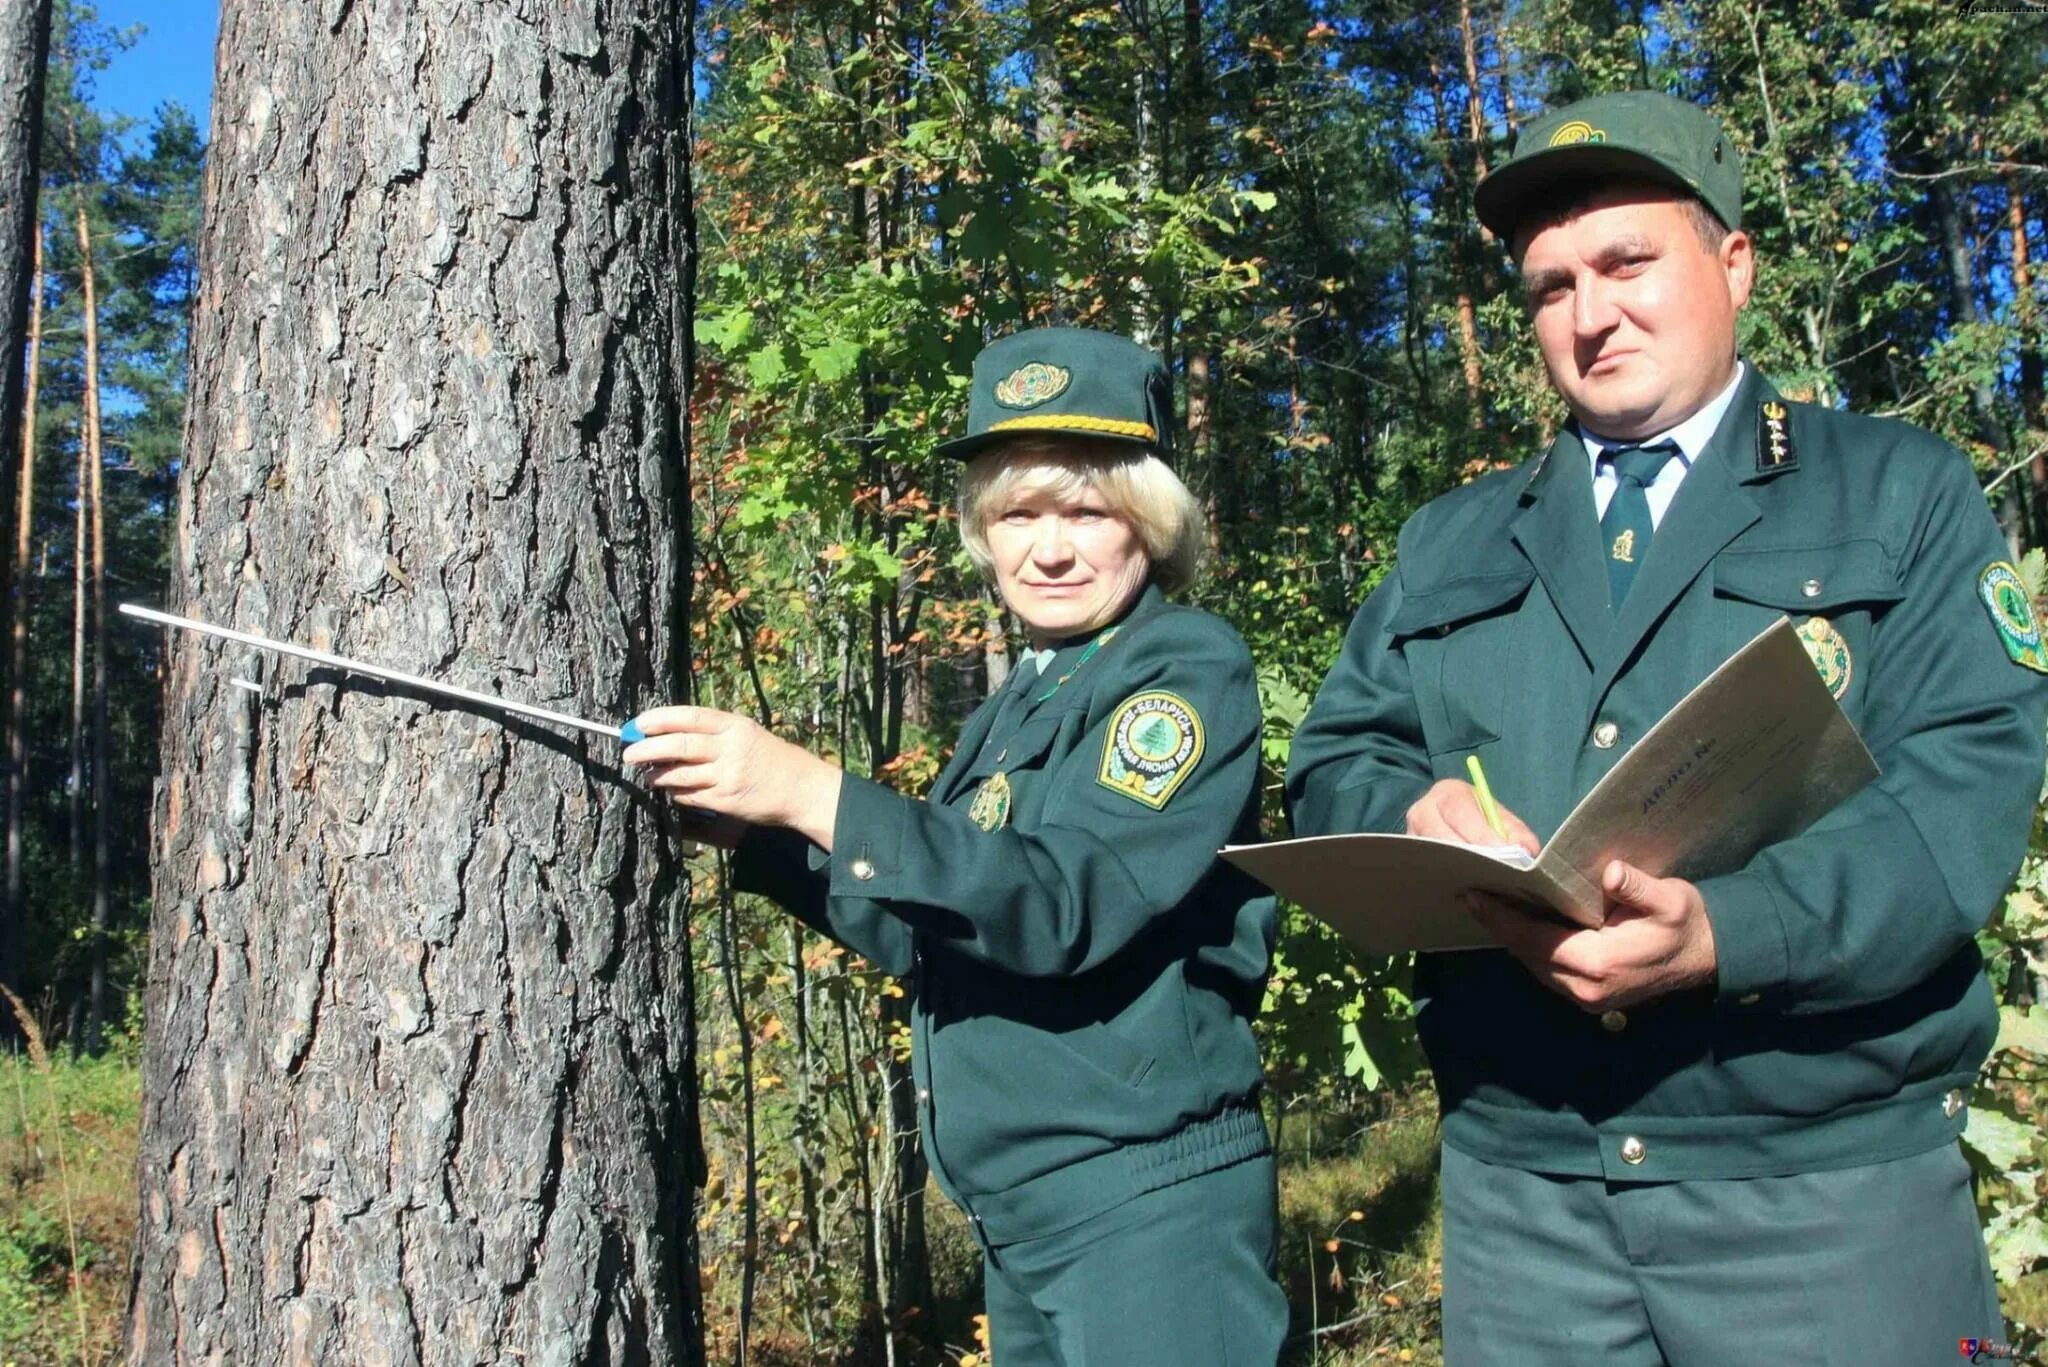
[
  {"left": 10, "top": 0, "right": 201, "bottom": 1044},
  {"left": 0, "top": 1046, "right": 140, "bottom": 1364},
  {"left": 685, "top": 2, "right": 2048, "bottom": 1352},
  {"left": 1970, "top": 767, "right": 2048, "bottom": 1331},
  {"left": 7, "top": 0, "right": 2039, "bottom": 1359}
]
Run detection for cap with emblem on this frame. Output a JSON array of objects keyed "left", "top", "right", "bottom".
[
  {"left": 937, "top": 327, "right": 1175, "bottom": 464},
  {"left": 1474, "top": 89, "right": 1743, "bottom": 242}
]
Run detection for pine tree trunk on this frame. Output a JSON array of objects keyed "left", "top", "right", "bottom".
[
  {"left": 1459, "top": 0, "right": 1491, "bottom": 194},
  {"left": 0, "top": 4, "right": 53, "bottom": 996},
  {"left": 4, "top": 223, "right": 40, "bottom": 990},
  {"left": 2008, "top": 178, "right": 2045, "bottom": 546},
  {"left": 127, "top": 2, "right": 704, "bottom": 1360},
  {"left": 66, "top": 214, "right": 84, "bottom": 882},
  {"left": 1427, "top": 59, "right": 1485, "bottom": 422},
  {"left": 1928, "top": 173, "right": 2023, "bottom": 549},
  {"left": 73, "top": 194, "right": 109, "bottom": 1050},
  {"left": 1128, "top": 0, "right": 1160, "bottom": 347}
]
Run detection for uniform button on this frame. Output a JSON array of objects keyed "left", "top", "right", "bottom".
[
  {"left": 1802, "top": 578, "right": 1823, "bottom": 598},
  {"left": 1592, "top": 721, "right": 1621, "bottom": 749},
  {"left": 1600, "top": 1009, "right": 1628, "bottom": 1033},
  {"left": 1737, "top": 992, "right": 1761, "bottom": 1006},
  {"left": 1943, "top": 1089, "right": 1964, "bottom": 1118},
  {"left": 849, "top": 857, "right": 875, "bottom": 881},
  {"left": 1619, "top": 1135, "right": 1647, "bottom": 1166},
  {"left": 917, "top": 1088, "right": 930, "bottom": 1104}
]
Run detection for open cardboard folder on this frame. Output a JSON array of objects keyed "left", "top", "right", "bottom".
[{"left": 1223, "top": 618, "right": 1880, "bottom": 955}]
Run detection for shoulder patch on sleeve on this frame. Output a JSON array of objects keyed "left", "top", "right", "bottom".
[
  {"left": 1098, "top": 690, "right": 1205, "bottom": 810},
  {"left": 1979, "top": 561, "right": 2048, "bottom": 673}
]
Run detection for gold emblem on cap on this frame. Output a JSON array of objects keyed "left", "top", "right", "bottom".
[
  {"left": 994, "top": 363, "right": 1071, "bottom": 410},
  {"left": 1549, "top": 120, "right": 1607, "bottom": 147}
]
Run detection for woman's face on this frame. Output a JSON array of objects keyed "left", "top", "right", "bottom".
[{"left": 985, "top": 477, "right": 1151, "bottom": 646}]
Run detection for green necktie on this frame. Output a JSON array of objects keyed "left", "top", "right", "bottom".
[
  {"left": 1600, "top": 441, "right": 1678, "bottom": 609},
  {"left": 978, "top": 652, "right": 1043, "bottom": 758}
]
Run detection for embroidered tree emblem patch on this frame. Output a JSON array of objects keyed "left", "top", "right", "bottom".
[{"left": 1099, "top": 691, "right": 1205, "bottom": 809}]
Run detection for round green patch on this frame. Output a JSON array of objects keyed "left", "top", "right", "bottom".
[{"left": 1979, "top": 561, "right": 2048, "bottom": 674}]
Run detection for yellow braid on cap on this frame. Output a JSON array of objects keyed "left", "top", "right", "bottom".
[{"left": 986, "top": 415, "right": 1156, "bottom": 440}]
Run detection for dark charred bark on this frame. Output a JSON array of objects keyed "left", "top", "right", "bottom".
[
  {"left": 0, "top": 0, "right": 51, "bottom": 999},
  {"left": 128, "top": 1, "right": 704, "bottom": 1360}
]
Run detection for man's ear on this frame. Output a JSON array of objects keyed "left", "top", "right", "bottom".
[{"left": 1721, "top": 229, "right": 1755, "bottom": 310}]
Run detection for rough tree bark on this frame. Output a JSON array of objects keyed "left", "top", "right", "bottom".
[
  {"left": 127, "top": 1, "right": 703, "bottom": 1361},
  {"left": 0, "top": 0, "right": 52, "bottom": 995}
]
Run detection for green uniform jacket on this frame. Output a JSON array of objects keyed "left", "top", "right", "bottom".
[
  {"left": 1287, "top": 367, "right": 2048, "bottom": 1181},
  {"left": 734, "top": 584, "right": 1276, "bottom": 1241}
]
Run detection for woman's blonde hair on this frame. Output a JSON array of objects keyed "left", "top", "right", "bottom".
[{"left": 957, "top": 437, "right": 1207, "bottom": 595}]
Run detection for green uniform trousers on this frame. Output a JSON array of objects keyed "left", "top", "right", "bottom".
[
  {"left": 981, "top": 1154, "right": 1288, "bottom": 1367},
  {"left": 1441, "top": 1142, "right": 2002, "bottom": 1367}
]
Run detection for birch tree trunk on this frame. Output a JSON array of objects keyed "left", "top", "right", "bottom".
[{"left": 127, "top": 1, "right": 703, "bottom": 1360}]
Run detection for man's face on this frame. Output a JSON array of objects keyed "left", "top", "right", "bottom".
[{"left": 1516, "top": 184, "right": 1754, "bottom": 441}]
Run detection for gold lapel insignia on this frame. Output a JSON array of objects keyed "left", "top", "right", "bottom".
[
  {"left": 1796, "top": 616, "right": 1852, "bottom": 699},
  {"left": 1757, "top": 400, "right": 1797, "bottom": 473},
  {"left": 969, "top": 771, "right": 1013, "bottom": 831}
]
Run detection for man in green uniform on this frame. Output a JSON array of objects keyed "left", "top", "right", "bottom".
[{"left": 1286, "top": 90, "right": 2048, "bottom": 1365}]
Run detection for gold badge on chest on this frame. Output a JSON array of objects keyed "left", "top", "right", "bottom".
[
  {"left": 969, "top": 771, "right": 1013, "bottom": 832},
  {"left": 1796, "top": 615, "right": 1852, "bottom": 699}
]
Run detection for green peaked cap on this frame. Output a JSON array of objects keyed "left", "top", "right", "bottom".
[
  {"left": 1474, "top": 90, "right": 1743, "bottom": 241},
  {"left": 938, "top": 327, "right": 1176, "bottom": 464}
]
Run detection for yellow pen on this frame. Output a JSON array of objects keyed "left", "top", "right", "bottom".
[{"left": 1465, "top": 753, "right": 1510, "bottom": 842}]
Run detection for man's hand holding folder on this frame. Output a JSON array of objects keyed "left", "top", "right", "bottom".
[{"left": 1222, "top": 618, "right": 1880, "bottom": 960}]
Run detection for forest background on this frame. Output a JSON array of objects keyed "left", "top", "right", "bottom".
[{"left": 3, "top": 0, "right": 2048, "bottom": 1363}]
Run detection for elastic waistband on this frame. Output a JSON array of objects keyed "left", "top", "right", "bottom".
[{"left": 966, "top": 1105, "right": 1271, "bottom": 1245}]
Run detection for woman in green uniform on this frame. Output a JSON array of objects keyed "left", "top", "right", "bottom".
[{"left": 623, "top": 327, "right": 1286, "bottom": 1366}]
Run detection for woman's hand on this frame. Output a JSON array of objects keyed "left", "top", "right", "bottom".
[{"left": 623, "top": 707, "right": 844, "bottom": 851}]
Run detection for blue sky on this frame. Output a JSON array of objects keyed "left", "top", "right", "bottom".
[{"left": 91, "top": 0, "right": 217, "bottom": 136}]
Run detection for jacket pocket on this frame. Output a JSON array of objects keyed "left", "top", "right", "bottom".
[
  {"left": 958, "top": 708, "right": 1079, "bottom": 787},
  {"left": 1388, "top": 567, "right": 1536, "bottom": 756},
  {"left": 1712, "top": 540, "right": 1904, "bottom": 614},
  {"left": 1713, "top": 541, "right": 1903, "bottom": 711}
]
